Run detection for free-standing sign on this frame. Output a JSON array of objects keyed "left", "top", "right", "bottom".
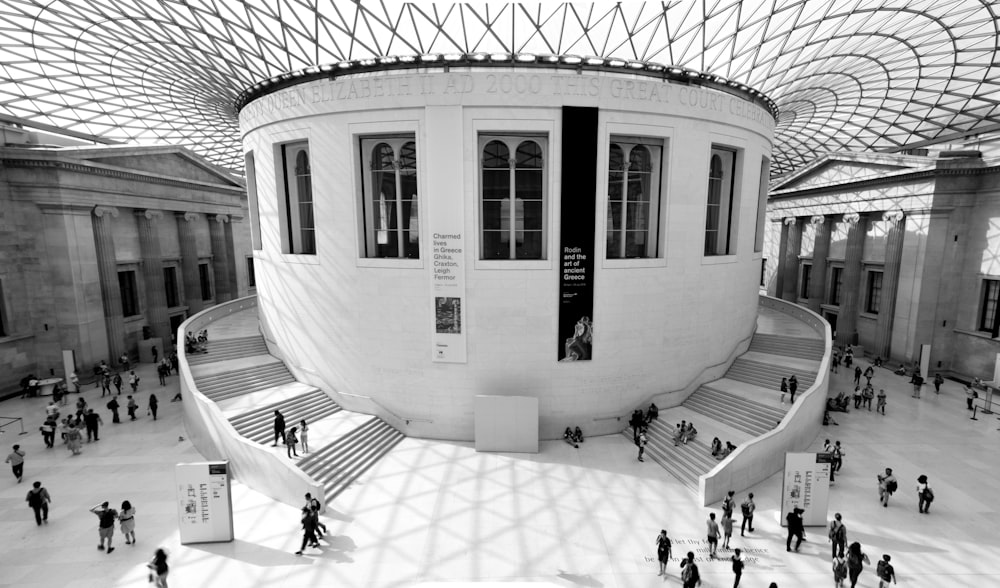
[
  {"left": 175, "top": 461, "right": 234, "bottom": 544},
  {"left": 557, "top": 106, "right": 598, "bottom": 362},
  {"left": 780, "top": 452, "right": 832, "bottom": 527}
]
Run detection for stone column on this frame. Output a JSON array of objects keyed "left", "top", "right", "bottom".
[
  {"left": 773, "top": 220, "right": 790, "bottom": 298},
  {"left": 836, "top": 213, "right": 866, "bottom": 346},
  {"left": 874, "top": 211, "right": 906, "bottom": 359},
  {"left": 224, "top": 218, "right": 239, "bottom": 298},
  {"left": 92, "top": 206, "right": 125, "bottom": 363},
  {"left": 209, "top": 214, "right": 233, "bottom": 302},
  {"left": 136, "top": 210, "right": 171, "bottom": 350},
  {"left": 176, "top": 212, "right": 204, "bottom": 314},
  {"left": 780, "top": 217, "right": 801, "bottom": 302},
  {"left": 807, "top": 215, "right": 831, "bottom": 313}
]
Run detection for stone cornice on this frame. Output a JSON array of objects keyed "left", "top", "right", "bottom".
[
  {"left": 1, "top": 157, "right": 244, "bottom": 194},
  {"left": 769, "top": 163, "right": 1000, "bottom": 200}
]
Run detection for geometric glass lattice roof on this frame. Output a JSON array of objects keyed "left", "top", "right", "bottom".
[{"left": 1, "top": 1, "right": 998, "bottom": 176}]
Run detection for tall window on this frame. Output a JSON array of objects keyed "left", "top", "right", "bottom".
[
  {"left": 800, "top": 263, "right": 812, "bottom": 299},
  {"left": 979, "top": 279, "right": 1000, "bottom": 336},
  {"left": 247, "top": 257, "right": 256, "bottom": 288},
  {"left": 866, "top": 270, "right": 883, "bottom": 314},
  {"left": 118, "top": 270, "right": 139, "bottom": 317},
  {"left": 360, "top": 136, "right": 419, "bottom": 258},
  {"left": 829, "top": 267, "right": 843, "bottom": 305},
  {"left": 163, "top": 266, "right": 180, "bottom": 308},
  {"left": 245, "top": 151, "right": 262, "bottom": 251},
  {"left": 0, "top": 278, "right": 7, "bottom": 336},
  {"left": 704, "top": 147, "right": 738, "bottom": 256},
  {"left": 606, "top": 137, "right": 663, "bottom": 259},
  {"left": 480, "top": 135, "right": 546, "bottom": 260},
  {"left": 280, "top": 141, "right": 316, "bottom": 255},
  {"left": 199, "top": 263, "right": 213, "bottom": 301},
  {"left": 754, "top": 156, "right": 770, "bottom": 253}
]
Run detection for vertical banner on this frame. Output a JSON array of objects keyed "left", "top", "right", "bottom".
[
  {"left": 558, "top": 106, "right": 598, "bottom": 361},
  {"left": 428, "top": 106, "right": 467, "bottom": 363},
  {"left": 176, "top": 461, "right": 234, "bottom": 544},
  {"left": 919, "top": 344, "right": 931, "bottom": 380},
  {"left": 780, "top": 452, "right": 832, "bottom": 527}
]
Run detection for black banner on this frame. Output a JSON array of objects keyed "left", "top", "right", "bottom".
[{"left": 558, "top": 106, "right": 598, "bottom": 361}]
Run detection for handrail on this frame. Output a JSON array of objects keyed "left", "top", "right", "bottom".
[
  {"left": 336, "top": 391, "right": 434, "bottom": 425},
  {"left": 0, "top": 416, "right": 27, "bottom": 436}
]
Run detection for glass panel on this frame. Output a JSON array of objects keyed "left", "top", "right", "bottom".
[
  {"left": 482, "top": 231, "right": 505, "bottom": 259},
  {"left": 515, "top": 141, "right": 542, "bottom": 168},
  {"left": 398, "top": 141, "right": 417, "bottom": 169},
  {"left": 401, "top": 168, "right": 419, "bottom": 258},
  {"left": 607, "top": 201, "right": 623, "bottom": 258},
  {"left": 300, "top": 230, "right": 315, "bottom": 255},
  {"left": 482, "top": 141, "right": 509, "bottom": 169},
  {"left": 515, "top": 168, "right": 543, "bottom": 201},
  {"left": 482, "top": 199, "right": 504, "bottom": 230},
  {"left": 625, "top": 230, "right": 647, "bottom": 258},
  {"left": 482, "top": 169, "right": 509, "bottom": 200},
  {"left": 517, "top": 231, "right": 543, "bottom": 259},
  {"left": 521, "top": 200, "right": 543, "bottom": 231}
]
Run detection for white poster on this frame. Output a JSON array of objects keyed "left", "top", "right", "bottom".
[
  {"left": 780, "top": 452, "right": 832, "bottom": 527},
  {"left": 175, "top": 461, "right": 234, "bottom": 544},
  {"left": 431, "top": 232, "right": 467, "bottom": 363}
]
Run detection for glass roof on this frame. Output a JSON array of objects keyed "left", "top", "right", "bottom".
[{"left": 1, "top": 1, "right": 997, "bottom": 176}]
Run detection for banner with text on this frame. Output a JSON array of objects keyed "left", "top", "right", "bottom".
[
  {"left": 431, "top": 232, "right": 467, "bottom": 362},
  {"left": 175, "top": 461, "right": 234, "bottom": 544},
  {"left": 557, "top": 106, "right": 598, "bottom": 361},
  {"left": 780, "top": 452, "right": 832, "bottom": 527}
]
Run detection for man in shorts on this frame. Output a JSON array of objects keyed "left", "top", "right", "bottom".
[{"left": 89, "top": 501, "right": 118, "bottom": 553}]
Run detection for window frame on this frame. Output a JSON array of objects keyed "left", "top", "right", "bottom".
[
  {"left": 978, "top": 278, "right": 1000, "bottom": 337},
  {"left": 703, "top": 145, "right": 740, "bottom": 257},
  {"left": 277, "top": 140, "right": 316, "bottom": 256},
  {"left": 478, "top": 133, "right": 549, "bottom": 261},
  {"left": 359, "top": 134, "right": 420, "bottom": 259},
  {"left": 865, "top": 269, "right": 884, "bottom": 314},
  {"left": 604, "top": 135, "right": 664, "bottom": 260}
]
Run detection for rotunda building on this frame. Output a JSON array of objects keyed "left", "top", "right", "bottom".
[{"left": 238, "top": 58, "right": 777, "bottom": 441}]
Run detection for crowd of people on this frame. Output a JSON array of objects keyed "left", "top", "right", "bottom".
[{"left": 272, "top": 410, "right": 312, "bottom": 458}]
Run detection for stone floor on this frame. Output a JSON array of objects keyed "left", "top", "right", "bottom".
[{"left": 1, "top": 330, "right": 998, "bottom": 587}]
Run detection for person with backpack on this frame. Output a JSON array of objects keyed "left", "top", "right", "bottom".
[
  {"left": 828, "top": 512, "right": 847, "bottom": 558},
  {"left": 876, "top": 554, "right": 896, "bottom": 587},
  {"left": 680, "top": 551, "right": 701, "bottom": 587},
  {"left": 833, "top": 553, "right": 848, "bottom": 587},
  {"left": 731, "top": 547, "right": 745, "bottom": 587},
  {"left": 846, "top": 541, "right": 871, "bottom": 588},
  {"left": 740, "top": 492, "right": 755, "bottom": 536},
  {"left": 25, "top": 481, "right": 51, "bottom": 525},
  {"left": 916, "top": 474, "right": 934, "bottom": 513},
  {"left": 877, "top": 468, "right": 898, "bottom": 507},
  {"left": 90, "top": 501, "right": 119, "bottom": 553}
]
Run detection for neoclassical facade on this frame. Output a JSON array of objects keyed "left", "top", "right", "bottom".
[
  {"left": 763, "top": 150, "right": 1000, "bottom": 377},
  {"left": 0, "top": 125, "right": 252, "bottom": 394},
  {"left": 241, "top": 64, "right": 776, "bottom": 440}
]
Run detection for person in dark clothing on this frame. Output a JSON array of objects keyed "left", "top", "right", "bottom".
[
  {"left": 273, "top": 410, "right": 286, "bottom": 446},
  {"left": 295, "top": 506, "right": 320, "bottom": 555},
  {"left": 788, "top": 375, "right": 799, "bottom": 403},
  {"left": 629, "top": 409, "right": 644, "bottom": 444},
  {"left": 107, "top": 396, "right": 121, "bottom": 423},
  {"left": 148, "top": 394, "right": 159, "bottom": 420},
  {"left": 853, "top": 366, "right": 862, "bottom": 386},
  {"left": 151, "top": 345, "right": 158, "bottom": 363},
  {"left": 112, "top": 373, "right": 122, "bottom": 395},
  {"left": 680, "top": 551, "right": 701, "bottom": 588},
  {"left": 83, "top": 409, "right": 103, "bottom": 441},
  {"left": 25, "top": 481, "right": 51, "bottom": 525},
  {"left": 785, "top": 507, "right": 804, "bottom": 552}
]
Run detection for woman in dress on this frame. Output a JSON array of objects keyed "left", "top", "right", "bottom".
[
  {"left": 655, "top": 529, "right": 671, "bottom": 576},
  {"left": 120, "top": 499, "right": 137, "bottom": 544},
  {"left": 148, "top": 548, "right": 168, "bottom": 587},
  {"left": 64, "top": 419, "right": 82, "bottom": 455}
]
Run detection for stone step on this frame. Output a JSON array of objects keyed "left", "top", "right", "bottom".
[{"left": 230, "top": 390, "right": 342, "bottom": 445}]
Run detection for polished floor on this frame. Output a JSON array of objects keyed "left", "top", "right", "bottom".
[{"left": 1, "top": 334, "right": 998, "bottom": 587}]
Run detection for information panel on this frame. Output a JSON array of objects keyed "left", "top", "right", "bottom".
[
  {"left": 780, "top": 452, "right": 832, "bottom": 527},
  {"left": 175, "top": 461, "right": 234, "bottom": 544},
  {"left": 557, "top": 106, "right": 598, "bottom": 362}
]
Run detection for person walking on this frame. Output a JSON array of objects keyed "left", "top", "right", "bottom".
[
  {"left": 40, "top": 418, "right": 57, "bottom": 449},
  {"left": 721, "top": 511, "right": 734, "bottom": 550},
  {"left": 731, "top": 547, "right": 745, "bottom": 587},
  {"left": 25, "top": 481, "right": 51, "bottom": 525},
  {"left": 120, "top": 499, "right": 137, "bottom": 544},
  {"left": 285, "top": 426, "right": 299, "bottom": 458},
  {"left": 876, "top": 389, "right": 887, "bottom": 415},
  {"left": 151, "top": 345, "right": 158, "bottom": 364},
  {"left": 834, "top": 553, "right": 849, "bottom": 587},
  {"left": 853, "top": 365, "right": 862, "bottom": 387},
  {"left": 876, "top": 554, "right": 896, "bottom": 587},
  {"left": 128, "top": 370, "right": 140, "bottom": 393},
  {"left": 273, "top": 410, "right": 286, "bottom": 446},
  {"left": 112, "top": 372, "right": 122, "bottom": 395},
  {"left": 864, "top": 365, "right": 875, "bottom": 385},
  {"left": 862, "top": 384, "right": 874, "bottom": 410},
  {"left": 933, "top": 373, "right": 943, "bottom": 394},
  {"left": 966, "top": 384, "right": 978, "bottom": 410},
  {"left": 629, "top": 409, "right": 644, "bottom": 443},
  {"left": 828, "top": 512, "right": 847, "bottom": 559},
  {"left": 107, "top": 395, "right": 121, "bottom": 423},
  {"left": 127, "top": 395, "right": 138, "bottom": 421},
  {"left": 833, "top": 441, "right": 844, "bottom": 473},
  {"left": 295, "top": 506, "right": 320, "bottom": 555},
  {"left": 83, "top": 409, "right": 103, "bottom": 442},
  {"left": 656, "top": 529, "right": 672, "bottom": 576},
  {"left": 706, "top": 512, "right": 720, "bottom": 557},
  {"left": 916, "top": 474, "right": 934, "bottom": 514},
  {"left": 64, "top": 421, "right": 83, "bottom": 455},
  {"left": 877, "top": 467, "right": 897, "bottom": 507},
  {"left": 911, "top": 373, "right": 923, "bottom": 398},
  {"left": 788, "top": 374, "right": 799, "bottom": 403},
  {"left": 90, "top": 501, "right": 118, "bottom": 553},
  {"left": 299, "top": 419, "right": 309, "bottom": 453},
  {"left": 157, "top": 362, "right": 167, "bottom": 386},
  {"left": 6, "top": 444, "right": 25, "bottom": 483},
  {"left": 147, "top": 548, "right": 169, "bottom": 587},
  {"left": 304, "top": 493, "right": 328, "bottom": 538},
  {"left": 148, "top": 394, "right": 159, "bottom": 420},
  {"left": 722, "top": 490, "right": 736, "bottom": 519},
  {"left": 785, "top": 507, "right": 804, "bottom": 552},
  {"left": 846, "top": 541, "right": 871, "bottom": 588},
  {"left": 680, "top": 551, "right": 702, "bottom": 588},
  {"left": 780, "top": 377, "right": 788, "bottom": 404},
  {"left": 637, "top": 428, "right": 648, "bottom": 462},
  {"left": 740, "top": 492, "right": 755, "bottom": 536}
]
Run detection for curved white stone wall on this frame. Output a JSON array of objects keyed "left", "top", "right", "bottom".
[{"left": 241, "top": 68, "right": 775, "bottom": 440}]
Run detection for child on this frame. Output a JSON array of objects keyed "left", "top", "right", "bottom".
[{"left": 721, "top": 511, "right": 733, "bottom": 549}]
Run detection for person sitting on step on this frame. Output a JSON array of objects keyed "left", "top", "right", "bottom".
[
  {"left": 563, "top": 427, "right": 578, "bottom": 448},
  {"left": 681, "top": 422, "right": 697, "bottom": 444}
]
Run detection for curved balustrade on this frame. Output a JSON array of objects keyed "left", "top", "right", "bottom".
[
  {"left": 178, "top": 296, "right": 324, "bottom": 511},
  {"left": 698, "top": 294, "right": 831, "bottom": 506}
]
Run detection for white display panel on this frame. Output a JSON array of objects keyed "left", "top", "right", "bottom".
[
  {"left": 474, "top": 396, "right": 538, "bottom": 453},
  {"left": 780, "top": 452, "right": 832, "bottom": 527},
  {"left": 176, "top": 461, "right": 234, "bottom": 544}
]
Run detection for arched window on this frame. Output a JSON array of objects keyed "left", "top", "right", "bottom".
[
  {"left": 480, "top": 136, "right": 546, "bottom": 260},
  {"left": 606, "top": 137, "right": 663, "bottom": 259},
  {"left": 279, "top": 141, "right": 316, "bottom": 255},
  {"left": 361, "top": 136, "right": 419, "bottom": 259},
  {"left": 704, "top": 147, "right": 737, "bottom": 256}
]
